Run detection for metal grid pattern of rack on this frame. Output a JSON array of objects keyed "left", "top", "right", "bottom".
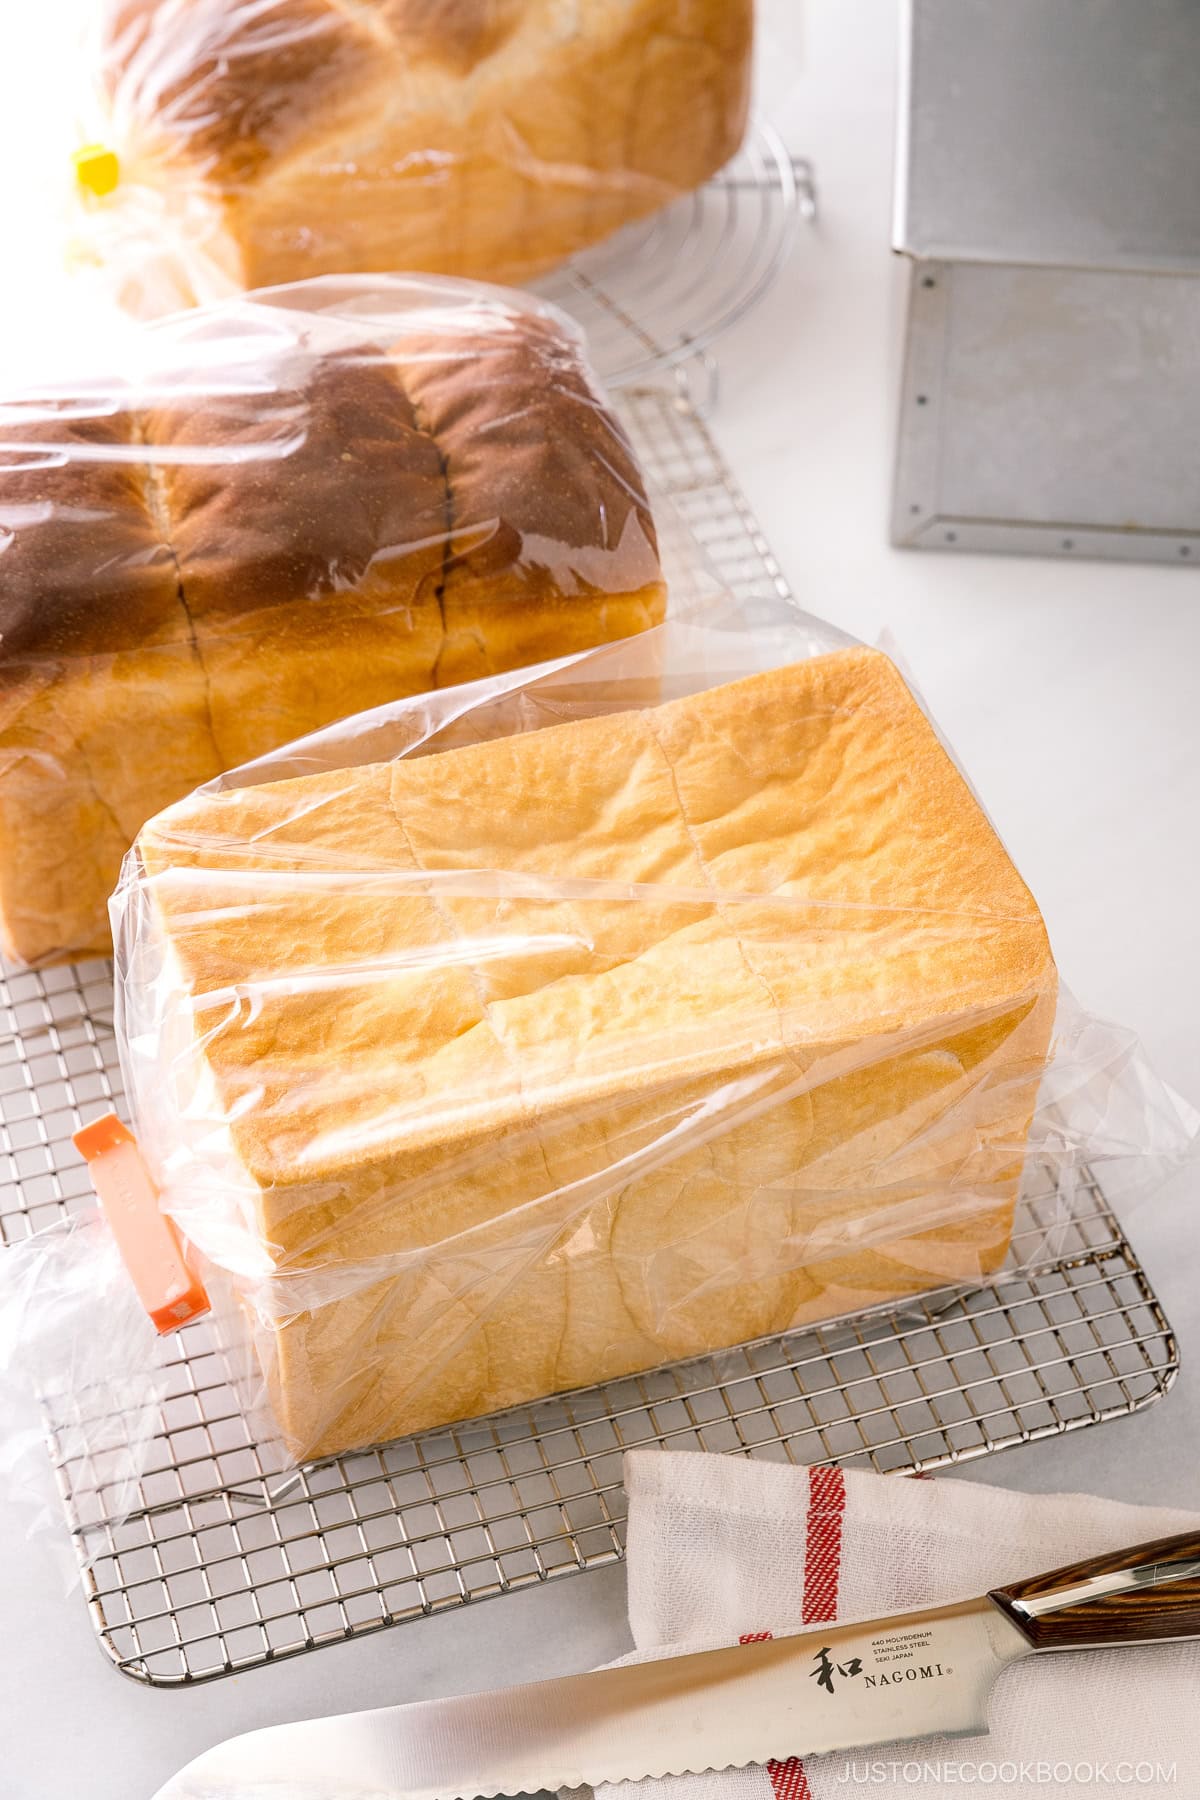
[
  {"left": 0, "top": 358, "right": 1179, "bottom": 1688},
  {"left": 539, "top": 117, "right": 814, "bottom": 388},
  {"left": 39, "top": 1165, "right": 1176, "bottom": 1686}
]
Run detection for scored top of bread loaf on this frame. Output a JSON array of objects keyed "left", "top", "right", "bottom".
[
  {"left": 104, "top": 0, "right": 389, "bottom": 183},
  {"left": 101, "top": 0, "right": 752, "bottom": 187},
  {"left": 98, "top": 0, "right": 569, "bottom": 185},
  {"left": 135, "top": 646, "right": 1057, "bottom": 1234},
  {"left": 0, "top": 308, "right": 660, "bottom": 672}
]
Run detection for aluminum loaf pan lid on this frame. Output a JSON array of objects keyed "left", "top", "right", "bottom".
[{"left": 895, "top": 0, "right": 1200, "bottom": 273}]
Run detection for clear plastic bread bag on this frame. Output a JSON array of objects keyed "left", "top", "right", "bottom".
[
  {"left": 57, "top": 0, "right": 756, "bottom": 315},
  {"left": 4, "top": 590, "right": 1196, "bottom": 1574},
  {"left": 0, "top": 274, "right": 667, "bottom": 970}
]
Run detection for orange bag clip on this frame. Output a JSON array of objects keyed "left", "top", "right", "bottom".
[{"left": 73, "top": 1113, "right": 209, "bottom": 1333}]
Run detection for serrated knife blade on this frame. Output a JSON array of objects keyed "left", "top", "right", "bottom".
[
  {"left": 151, "top": 1528, "right": 1200, "bottom": 1799},
  {"left": 152, "top": 1597, "right": 1031, "bottom": 1799}
]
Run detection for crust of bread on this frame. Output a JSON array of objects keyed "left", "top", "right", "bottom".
[
  {"left": 0, "top": 312, "right": 664, "bottom": 964},
  {"left": 102, "top": 0, "right": 754, "bottom": 289},
  {"left": 135, "top": 647, "right": 1058, "bottom": 1459}
]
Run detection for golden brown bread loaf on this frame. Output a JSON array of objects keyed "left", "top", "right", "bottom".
[
  {"left": 0, "top": 298, "right": 665, "bottom": 965},
  {"left": 130, "top": 647, "right": 1058, "bottom": 1462},
  {"left": 94, "top": 0, "right": 754, "bottom": 300}
]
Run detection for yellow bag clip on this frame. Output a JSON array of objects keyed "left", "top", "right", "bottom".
[{"left": 74, "top": 143, "right": 120, "bottom": 198}]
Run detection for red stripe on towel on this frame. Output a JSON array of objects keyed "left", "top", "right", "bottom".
[
  {"left": 737, "top": 1466, "right": 848, "bottom": 1800},
  {"left": 764, "top": 1757, "right": 814, "bottom": 1800},
  {"left": 801, "top": 1463, "right": 846, "bottom": 1626}
]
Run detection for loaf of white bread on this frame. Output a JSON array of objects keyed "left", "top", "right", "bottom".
[
  {"left": 0, "top": 292, "right": 665, "bottom": 965},
  {"left": 95, "top": 0, "right": 754, "bottom": 300},
  {"left": 127, "top": 647, "right": 1058, "bottom": 1463}
]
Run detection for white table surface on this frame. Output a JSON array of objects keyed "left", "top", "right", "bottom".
[{"left": 2, "top": 6, "right": 1198, "bottom": 1796}]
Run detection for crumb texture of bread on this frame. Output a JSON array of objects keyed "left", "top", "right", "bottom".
[
  {"left": 0, "top": 306, "right": 664, "bottom": 965},
  {"left": 134, "top": 647, "right": 1058, "bottom": 1460},
  {"left": 99, "top": 0, "right": 755, "bottom": 290}
]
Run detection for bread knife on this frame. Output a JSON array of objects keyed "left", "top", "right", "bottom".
[{"left": 151, "top": 1531, "right": 1200, "bottom": 1799}]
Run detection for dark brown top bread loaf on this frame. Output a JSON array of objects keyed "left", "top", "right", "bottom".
[
  {"left": 0, "top": 314, "right": 661, "bottom": 670},
  {"left": 0, "top": 299, "right": 666, "bottom": 965}
]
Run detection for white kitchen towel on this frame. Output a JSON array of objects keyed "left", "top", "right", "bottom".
[{"left": 595, "top": 1452, "right": 1200, "bottom": 1800}]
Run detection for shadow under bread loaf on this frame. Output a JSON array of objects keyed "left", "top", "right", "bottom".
[
  {"left": 129, "top": 647, "right": 1058, "bottom": 1463},
  {"left": 0, "top": 310, "right": 665, "bottom": 966},
  {"left": 97, "top": 0, "right": 755, "bottom": 300}
]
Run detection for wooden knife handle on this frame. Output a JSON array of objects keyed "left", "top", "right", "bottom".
[{"left": 990, "top": 1531, "right": 1200, "bottom": 1651}]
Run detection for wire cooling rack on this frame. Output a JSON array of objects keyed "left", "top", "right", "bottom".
[
  {"left": 0, "top": 379, "right": 1178, "bottom": 1686},
  {"left": 22, "top": 1156, "right": 1182, "bottom": 1688},
  {"left": 538, "top": 117, "right": 815, "bottom": 389}
]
